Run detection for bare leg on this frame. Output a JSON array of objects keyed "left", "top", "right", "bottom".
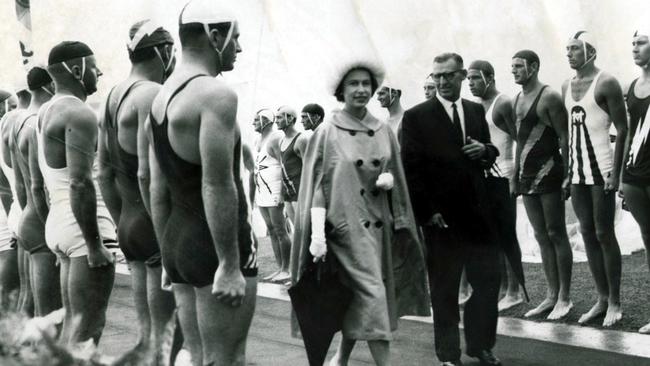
[
  {"left": 0, "top": 248, "right": 19, "bottom": 309},
  {"left": 329, "top": 336, "right": 356, "bottom": 366},
  {"left": 146, "top": 264, "right": 177, "bottom": 360},
  {"left": 129, "top": 261, "right": 152, "bottom": 345},
  {"left": 498, "top": 255, "right": 524, "bottom": 312},
  {"left": 522, "top": 195, "right": 559, "bottom": 317},
  {"left": 67, "top": 257, "right": 115, "bottom": 344},
  {"left": 621, "top": 183, "right": 650, "bottom": 333},
  {"left": 540, "top": 192, "right": 573, "bottom": 320},
  {"left": 17, "top": 246, "right": 34, "bottom": 316},
  {"left": 30, "top": 251, "right": 61, "bottom": 316},
  {"left": 258, "top": 207, "right": 282, "bottom": 280},
  {"left": 173, "top": 283, "right": 202, "bottom": 366},
  {"left": 458, "top": 269, "right": 471, "bottom": 305},
  {"left": 591, "top": 186, "right": 622, "bottom": 327},
  {"left": 196, "top": 278, "right": 257, "bottom": 366},
  {"left": 59, "top": 256, "right": 73, "bottom": 345},
  {"left": 267, "top": 205, "right": 291, "bottom": 281}
]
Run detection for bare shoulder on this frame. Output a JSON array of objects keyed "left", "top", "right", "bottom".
[
  {"left": 539, "top": 86, "right": 564, "bottom": 109},
  {"left": 595, "top": 71, "right": 623, "bottom": 95},
  {"left": 192, "top": 77, "right": 237, "bottom": 104},
  {"left": 59, "top": 99, "right": 97, "bottom": 128}
]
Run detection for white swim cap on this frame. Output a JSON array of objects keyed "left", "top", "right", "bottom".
[
  {"left": 424, "top": 73, "right": 435, "bottom": 85},
  {"left": 277, "top": 105, "right": 297, "bottom": 118},
  {"left": 256, "top": 109, "right": 275, "bottom": 123},
  {"left": 634, "top": 27, "right": 650, "bottom": 38},
  {"left": 179, "top": 0, "right": 237, "bottom": 25},
  {"left": 570, "top": 30, "right": 598, "bottom": 52}
]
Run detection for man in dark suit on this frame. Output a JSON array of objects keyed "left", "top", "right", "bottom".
[{"left": 401, "top": 53, "right": 501, "bottom": 366}]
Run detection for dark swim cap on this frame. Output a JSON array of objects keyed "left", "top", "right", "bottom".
[
  {"left": 27, "top": 66, "right": 52, "bottom": 90},
  {"left": 128, "top": 20, "right": 174, "bottom": 51},
  {"left": 302, "top": 103, "right": 324, "bottom": 120},
  {"left": 48, "top": 41, "right": 94, "bottom": 65},
  {"left": 512, "top": 49, "right": 540, "bottom": 67},
  {"left": 468, "top": 60, "right": 495, "bottom": 77}
]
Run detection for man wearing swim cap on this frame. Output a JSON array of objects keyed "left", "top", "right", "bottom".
[
  {"left": 620, "top": 27, "right": 650, "bottom": 334},
  {"left": 511, "top": 50, "right": 574, "bottom": 320},
  {"left": 98, "top": 20, "right": 177, "bottom": 354},
  {"left": 271, "top": 106, "right": 308, "bottom": 268},
  {"left": 147, "top": 1, "right": 257, "bottom": 363},
  {"left": 562, "top": 31, "right": 627, "bottom": 327},
  {"left": 10, "top": 66, "right": 61, "bottom": 317},
  {"left": 42, "top": 41, "right": 117, "bottom": 345},
  {"left": 252, "top": 109, "right": 289, "bottom": 283},
  {"left": 424, "top": 73, "right": 436, "bottom": 100},
  {"left": 300, "top": 103, "right": 325, "bottom": 132},
  {"left": 0, "top": 89, "right": 19, "bottom": 305},
  {"left": 377, "top": 82, "right": 405, "bottom": 137},
  {"left": 1, "top": 82, "right": 32, "bottom": 315},
  {"left": 0, "top": 91, "right": 17, "bottom": 117},
  {"left": 468, "top": 60, "right": 526, "bottom": 312}
]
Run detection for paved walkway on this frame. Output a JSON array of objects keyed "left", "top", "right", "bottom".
[{"left": 99, "top": 273, "right": 650, "bottom": 365}]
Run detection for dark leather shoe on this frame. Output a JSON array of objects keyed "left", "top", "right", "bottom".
[{"left": 467, "top": 349, "right": 502, "bottom": 366}]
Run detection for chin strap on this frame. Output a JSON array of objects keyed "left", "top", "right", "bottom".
[
  {"left": 61, "top": 57, "right": 87, "bottom": 90},
  {"left": 203, "top": 22, "right": 234, "bottom": 68}
]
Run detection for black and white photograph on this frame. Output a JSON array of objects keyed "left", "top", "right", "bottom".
[{"left": 0, "top": 0, "right": 649, "bottom": 365}]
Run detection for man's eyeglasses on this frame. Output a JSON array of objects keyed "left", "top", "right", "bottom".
[{"left": 431, "top": 69, "right": 463, "bottom": 82}]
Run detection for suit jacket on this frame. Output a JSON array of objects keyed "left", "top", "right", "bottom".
[{"left": 401, "top": 96, "right": 498, "bottom": 244}]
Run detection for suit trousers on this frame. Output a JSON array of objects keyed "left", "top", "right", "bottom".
[{"left": 423, "top": 225, "right": 501, "bottom": 362}]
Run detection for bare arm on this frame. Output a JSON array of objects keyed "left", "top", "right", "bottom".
[
  {"left": 542, "top": 89, "right": 570, "bottom": 181},
  {"left": 27, "top": 127, "right": 48, "bottom": 222},
  {"left": 199, "top": 83, "right": 246, "bottom": 303},
  {"left": 10, "top": 133, "right": 27, "bottom": 210},
  {"left": 266, "top": 132, "right": 282, "bottom": 161},
  {"left": 200, "top": 86, "right": 240, "bottom": 271},
  {"left": 598, "top": 75, "right": 628, "bottom": 190},
  {"left": 97, "top": 105, "right": 121, "bottom": 225},
  {"left": 0, "top": 164, "right": 12, "bottom": 216},
  {"left": 65, "top": 106, "right": 106, "bottom": 259},
  {"left": 241, "top": 143, "right": 255, "bottom": 206},
  {"left": 136, "top": 84, "right": 161, "bottom": 216},
  {"left": 294, "top": 133, "right": 309, "bottom": 159},
  {"left": 149, "top": 142, "right": 171, "bottom": 244}
]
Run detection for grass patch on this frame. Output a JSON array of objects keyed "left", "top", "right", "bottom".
[{"left": 501, "top": 249, "right": 649, "bottom": 332}]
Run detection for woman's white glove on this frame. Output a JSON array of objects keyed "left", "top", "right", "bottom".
[
  {"left": 376, "top": 172, "right": 394, "bottom": 190},
  {"left": 310, "top": 207, "right": 327, "bottom": 262}
]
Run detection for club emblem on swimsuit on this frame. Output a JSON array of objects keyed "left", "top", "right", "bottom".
[{"left": 571, "top": 106, "right": 586, "bottom": 126}]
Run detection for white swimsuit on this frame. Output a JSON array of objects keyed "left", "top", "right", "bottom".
[
  {"left": 37, "top": 96, "right": 117, "bottom": 257},
  {"left": 254, "top": 137, "right": 282, "bottom": 207},
  {"left": 486, "top": 94, "right": 515, "bottom": 178},
  {"left": 565, "top": 71, "right": 613, "bottom": 185}
]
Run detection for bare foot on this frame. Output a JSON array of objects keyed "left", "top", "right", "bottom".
[
  {"left": 498, "top": 293, "right": 524, "bottom": 312},
  {"left": 263, "top": 270, "right": 281, "bottom": 281},
  {"left": 639, "top": 322, "right": 650, "bottom": 334},
  {"left": 524, "top": 298, "right": 555, "bottom": 318},
  {"left": 603, "top": 303, "right": 623, "bottom": 327},
  {"left": 547, "top": 300, "right": 573, "bottom": 320},
  {"left": 578, "top": 300, "right": 607, "bottom": 325},
  {"left": 273, "top": 271, "right": 291, "bottom": 283}
]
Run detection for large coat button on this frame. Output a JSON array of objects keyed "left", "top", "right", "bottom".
[
  {"left": 368, "top": 130, "right": 375, "bottom": 136},
  {"left": 375, "top": 221, "right": 383, "bottom": 228},
  {"left": 356, "top": 159, "right": 363, "bottom": 167},
  {"left": 372, "top": 159, "right": 381, "bottom": 167},
  {"left": 349, "top": 131, "right": 357, "bottom": 136}
]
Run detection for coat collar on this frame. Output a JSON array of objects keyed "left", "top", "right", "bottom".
[{"left": 330, "top": 108, "right": 383, "bottom": 132}]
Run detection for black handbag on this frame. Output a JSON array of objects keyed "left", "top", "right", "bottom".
[{"left": 288, "top": 253, "right": 353, "bottom": 366}]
